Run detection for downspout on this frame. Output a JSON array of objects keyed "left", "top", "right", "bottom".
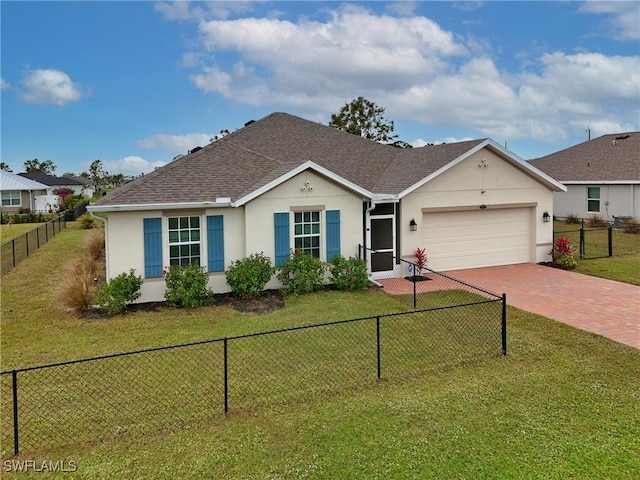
[{"left": 89, "top": 209, "right": 110, "bottom": 280}]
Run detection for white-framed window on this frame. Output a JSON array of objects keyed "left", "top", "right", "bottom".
[
  {"left": 168, "top": 216, "right": 201, "bottom": 266},
  {"left": 587, "top": 187, "right": 600, "bottom": 213},
  {"left": 1, "top": 191, "right": 21, "bottom": 206},
  {"left": 294, "top": 210, "right": 321, "bottom": 258}
]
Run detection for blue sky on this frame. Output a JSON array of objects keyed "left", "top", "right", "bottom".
[{"left": 1, "top": 1, "right": 639, "bottom": 176}]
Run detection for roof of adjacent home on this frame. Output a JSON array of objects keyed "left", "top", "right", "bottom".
[
  {"left": 0, "top": 170, "right": 49, "bottom": 191},
  {"left": 529, "top": 132, "right": 640, "bottom": 183},
  {"left": 18, "top": 172, "right": 86, "bottom": 186},
  {"left": 92, "top": 112, "right": 562, "bottom": 209}
]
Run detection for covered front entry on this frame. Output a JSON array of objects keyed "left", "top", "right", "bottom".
[
  {"left": 421, "top": 207, "right": 532, "bottom": 271},
  {"left": 367, "top": 202, "right": 398, "bottom": 279}
]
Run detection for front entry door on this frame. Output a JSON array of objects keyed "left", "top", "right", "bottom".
[{"left": 368, "top": 214, "right": 396, "bottom": 279}]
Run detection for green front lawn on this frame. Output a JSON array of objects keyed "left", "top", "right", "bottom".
[
  {"left": 0, "top": 223, "right": 42, "bottom": 243},
  {"left": 1, "top": 225, "right": 638, "bottom": 478}
]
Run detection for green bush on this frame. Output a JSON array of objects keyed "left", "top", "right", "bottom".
[
  {"left": 164, "top": 263, "right": 213, "bottom": 307},
  {"left": 556, "top": 254, "right": 577, "bottom": 270},
  {"left": 276, "top": 251, "right": 325, "bottom": 296},
  {"left": 226, "top": 252, "right": 274, "bottom": 298},
  {"left": 329, "top": 255, "right": 369, "bottom": 291},
  {"left": 95, "top": 269, "right": 143, "bottom": 315}
]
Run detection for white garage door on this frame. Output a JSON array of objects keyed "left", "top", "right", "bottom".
[{"left": 422, "top": 208, "right": 532, "bottom": 271}]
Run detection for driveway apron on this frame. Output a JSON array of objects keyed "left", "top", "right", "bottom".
[{"left": 443, "top": 264, "right": 639, "bottom": 349}]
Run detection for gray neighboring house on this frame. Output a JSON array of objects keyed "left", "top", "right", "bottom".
[
  {"left": 88, "top": 112, "right": 564, "bottom": 303},
  {"left": 18, "top": 172, "right": 93, "bottom": 197},
  {"left": 530, "top": 132, "right": 640, "bottom": 222},
  {"left": 0, "top": 171, "right": 49, "bottom": 213}
]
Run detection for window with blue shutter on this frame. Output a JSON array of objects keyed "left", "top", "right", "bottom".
[
  {"left": 326, "top": 210, "right": 341, "bottom": 261},
  {"left": 207, "top": 215, "right": 225, "bottom": 272},
  {"left": 143, "top": 218, "right": 163, "bottom": 278},
  {"left": 274, "top": 212, "right": 290, "bottom": 267}
]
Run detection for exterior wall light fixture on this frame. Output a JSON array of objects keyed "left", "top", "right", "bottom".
[
  {"left": 409, "top": 218, "right": 418, "bottom": 231},
  {"left": 543, "top": 211, "right": 551, "bottom": 223}
]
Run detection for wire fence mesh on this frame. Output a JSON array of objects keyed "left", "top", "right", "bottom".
[
  {"left": 1, "top": 216, "right": 66, "bottom": 275},
  {"left": 1, "top": 251, "right": 505, "bottom": 456}
]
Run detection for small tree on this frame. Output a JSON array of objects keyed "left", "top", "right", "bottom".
[{"left": 329, "top": 97, "right": 399, "bottom": 144}]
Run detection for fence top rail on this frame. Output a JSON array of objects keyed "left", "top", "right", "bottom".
[
  {"left": 0, "top": 297, "right": 501, "bottom": 376},
  {"left": 0, "top": 215, "right": 65, "bottom": 247},
  {"left": 360, "top": 245, "right": 502, "bottom": 299}
]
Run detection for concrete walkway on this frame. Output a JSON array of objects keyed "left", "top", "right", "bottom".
[{"left": 440, "top": 264, "right": 640, "bottom": 349}]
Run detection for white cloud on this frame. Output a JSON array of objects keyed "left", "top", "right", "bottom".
[
  {"left": 136, "top": 133, "right": 213, "bottom": 154},
  {"left": 103, "top": 156, "right": 166, "bottom": 176},
  {"left": 19, "top": 69, "right": 88, "bottom": 106},
  {"left": 154, "top": 1, "right": 254, "bottom": 21},
  {"left": 0, "top": 78, "right": 9, "bottom": 90},
  {"left": 579, "top": 1, "right": 640, "bottom": 41},
  {"left": 167, "top": 3, "right": 639, "bottom": 145}
]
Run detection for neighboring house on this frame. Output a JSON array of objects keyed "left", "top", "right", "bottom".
[
  {"left": 18, "top": 172, "right": 93, "bottom": 198},
  {"left": 88, "top": 112, "right": 565, "bottom": 303},
  {"left": 61, "top": 175, "right": 95, "bottom": 198},
  {"left": 0, "top": 170, "right": 50, "bottom": 213},
  {"left": 529, "top": 132, "right": 640, "bottom": 222}
]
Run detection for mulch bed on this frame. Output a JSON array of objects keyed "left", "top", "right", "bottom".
[{"left": 81, "top": 290, "right": 285, "bottom": 319}]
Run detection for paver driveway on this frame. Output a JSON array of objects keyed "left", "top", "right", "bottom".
[{"left": 444, "top": 263, "right": 639, "bottom": 349}]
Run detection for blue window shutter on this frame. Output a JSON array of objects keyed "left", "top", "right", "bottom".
[
  {"left": 207, "top": 215, "right": 225, "bottom": 272},
  {"left": 326, "top": 210, "right": 341, "bottom": 261},
  {"left": 274, "top": 212, "right": 290, "bottom": 267},
  {"left": 143, "top": 218, "right": 163, "bottom": 278}
]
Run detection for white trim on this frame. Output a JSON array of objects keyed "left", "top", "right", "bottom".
[
  {"left": 560, "top": 180, "right": 640, "bottom": 185},
  {"left": 88, "top": 201, "right": 231, "bottom": 213},
  {"left": 398, "top": 139, "right": 566, "bottom": 198},
  {"left": 234, "top": 161, "right": 374, "bottom": 206}
]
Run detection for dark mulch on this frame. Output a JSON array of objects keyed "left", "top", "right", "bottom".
[
  {"left": 403, "top": 275, "right": 431, "bottom": 282},
  {"left": 81, "top": 290, "right": 285, "bottom": 319},
  {"left": 214, "top": 290, "right": 285, "bottom": 314}
]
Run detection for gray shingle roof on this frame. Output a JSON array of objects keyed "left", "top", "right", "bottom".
[
  {"left": 18, "top": 172, "right": 85, "bottom": 186},
  {"left": 93, "top": 112, "right": 487, "bottom": 207},
  {"left": 529, "top": 132, "right": 640, "bottom": 182}
]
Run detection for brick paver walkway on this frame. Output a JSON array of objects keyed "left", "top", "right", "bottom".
[{"left": 381, "top": 263, "right": 640, "bottom": 349}]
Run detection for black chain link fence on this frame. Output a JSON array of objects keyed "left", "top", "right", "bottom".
[
  {"left": 1, "top": 216, "right": 66, "bottom": 275},
  {"left": 1, "top": 255, "right": 505, "bottom": 456}
]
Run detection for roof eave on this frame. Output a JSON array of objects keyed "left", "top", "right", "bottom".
[{"left": 87, "top": 201, "right": 233, "bottom": 213}]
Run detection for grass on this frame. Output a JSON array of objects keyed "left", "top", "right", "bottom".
[
  {"left": 553, "top": 220, "right": 640, "bottom": 285},
  {"left": 1, "top": 224, "right": 639, "bottom": 478},
  {"left": 0, "top": 223, "right": 42, "bottom": 243}
]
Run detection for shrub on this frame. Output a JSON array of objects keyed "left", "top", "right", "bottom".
[
  {"left": 226, "top": 252, "right": 274, "bottom": 298},
  {"left": 414, "top": 247, "right": 428, "bottom": 275},
  {"left": 565, "top": 214, "right": 581, "bottom": 225},
  {"left": 329, "top": 255, "right": 369, "bottom": 291},
  {"left": 164, "top": 263, "right": 213, "bottom": 307},
  {"left": 587, "top": 214, "right": 609, "bottom": 228},
  {"left": 550, "top": 237, "right": 577, "bottom": 270},
  {"left": 95, "top": 269, "right": 142, "bottom": 315},
  {"left": 621, "top": 217, "right": 640, "bottom": 234},
  {"left": 80, "top": 215, "right": 96, "bottom": 229},
  {"left": 59, "top": 255, "right": 98, "bottom": 312},
  {"left": 276, "top": 251, "right": 325, "bottom": 296}
]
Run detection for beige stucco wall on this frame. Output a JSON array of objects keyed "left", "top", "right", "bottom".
[
  {"left": 400, "top": 149, "right": 555, "bottom": 265},
  {"left": 554, "top": 184, "right": 640, "bottom": 221},
  {"left": 245, "top": 170, "right": 364, "bottom": 288},
  {"left": 104, "top": 169, "right": 365, "bottom": 302}
]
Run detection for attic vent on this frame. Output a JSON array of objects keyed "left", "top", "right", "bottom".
[
  {"left": 615, "top": 134, "right": 630, "bottom": 140},
  {"left": 189, "top": 146, "right": 202, "bottom": 154},
  {"left": 244, "top": 120, "right": 256, "bottom": 127}
]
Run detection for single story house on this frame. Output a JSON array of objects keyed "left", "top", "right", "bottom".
[
  {"left": 88, "top": 112, "right": 565, "bottom": 303},
  {"left": 529, "top": 132, "right": 640, "bottom": 222},
  {"left": 0, "top": 170, "right": 50, "bottom": 213},
  {"left": 18, "top": 172, "right": 94, "bottom": 198}
]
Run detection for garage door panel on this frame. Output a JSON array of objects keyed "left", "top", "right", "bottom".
[{"left": 422, "top": 209, "right": 531, "bottom": 271}]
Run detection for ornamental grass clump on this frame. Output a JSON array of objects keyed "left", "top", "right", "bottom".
[
  {"left": 164, "top": 264, "right": 213, "bottom": 307},
  {"left": 59, "top": 255, "right": 99, "bottom": 313},
  {"left": 225, "top": 252, "right": 275, "bottom": 298},
  {"left": 329, "top": 255, "right": 369, "bottom": 291},
  {"left": 95, "top": 269, "right": 143, "bottom": 315},
  {"left": 276, "top": 251, "right": 325, "bottom": 296}
]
